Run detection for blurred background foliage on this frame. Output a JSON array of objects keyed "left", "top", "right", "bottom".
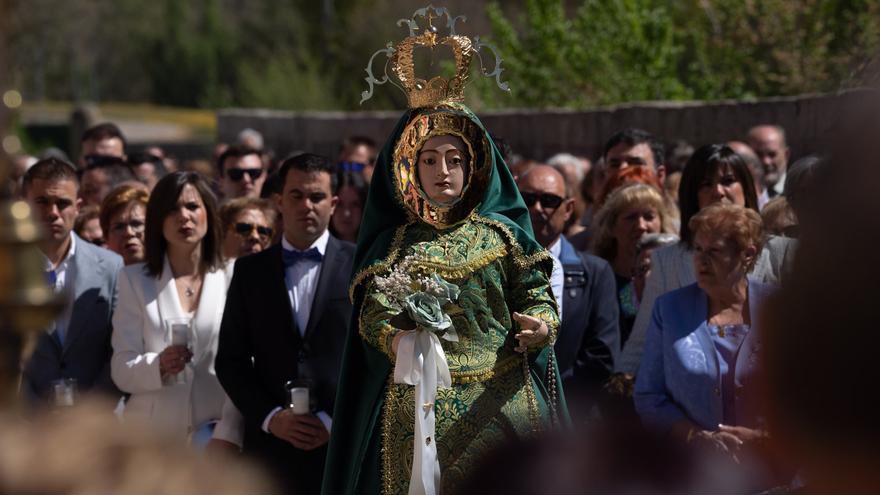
[{"left": 6, "top": 0, "right": 880, "bottom": 111}]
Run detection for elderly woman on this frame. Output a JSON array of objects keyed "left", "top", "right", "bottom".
[
  {"left": 100, "top": 184, "right": 149, "bottom": 265},
  {"left": 591, "top": 183, "right": 676, "bottom": 345},
  {"left": 634, "top": 203, "right": 772, "bottom": 458},
  {"left": 111, "top": 172, "right": 232, "bottom": 443},
  {"left": 618, "top": 144, "right": 796, "bottom": 374},
  {"left": 218, "top": 197, "right": 276, "bottom": 260}
]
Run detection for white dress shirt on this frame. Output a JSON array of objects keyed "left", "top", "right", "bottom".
[
  {"left": 282, "top": 230, "right": 329, "bottom": 335},
  {"left": 757, "top": 188, "right": 770, "bottom": 211},
  {"left": 43, "top": 232, "right": 76, "bottom": 343},
  {"left": 548, "top": 237, "right": 564, "bottom": 321},
  {"left": 773, "top": 171, "right": 787, "bottom": 196},
  {"left": 261, "top": 230, "right": 333, "bottom": 435}
]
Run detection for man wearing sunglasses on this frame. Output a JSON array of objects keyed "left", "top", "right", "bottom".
[
  {"left": 217, "top": 144, "right": 267, "bottom": 200},
  {"left": 337, "top": 135, "right": 376, "bottom": 184},
  {"left": 219, "top": 197, "right": 278, "bottom": 259},
  {"left": 518, "top": 165, "right": 620, "bottom": 421}
]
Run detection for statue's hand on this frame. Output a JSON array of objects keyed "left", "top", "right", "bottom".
[{"left": 512, "top": 312, "right": 548, "bottom": 353}]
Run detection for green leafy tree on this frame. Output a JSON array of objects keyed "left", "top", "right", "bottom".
[
  {"left": 144, "top": 0, "right": 236, "bottom": 107},
  {"left": 7, "top": 0, "right": 880, "bottom": 110},
  {"left": 477, "top": 0, "right": 880, "bottom": 108},
  {"left": 478, "top": 0, "right": 686, "bottom": 108}
]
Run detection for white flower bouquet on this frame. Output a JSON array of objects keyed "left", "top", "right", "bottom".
[{"left": 374, "top": 255, "right": 460, "bottom": 340}]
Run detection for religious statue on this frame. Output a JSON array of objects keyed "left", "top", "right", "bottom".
[{"left": 323, "top": 6, "right": 566, "bottom": 494}]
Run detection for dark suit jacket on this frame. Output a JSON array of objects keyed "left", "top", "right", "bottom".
[
  {"left": 553, "top": 236, "right": 620, "bottom": 416},
  {"left": 215, "top": 235, "right": 354, "bottom": 495},
  {"left": 23, "top": 233, "right": 123, "bottom": 402}
]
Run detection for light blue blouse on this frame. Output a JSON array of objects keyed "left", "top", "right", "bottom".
[{"left": 708, "top": 324, "right": 750, "bottom": 425}]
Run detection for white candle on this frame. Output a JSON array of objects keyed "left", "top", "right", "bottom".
[
  {"left": 171, "top": 323, "right": 190, "bottom": 347},
  {"left": 288, "top": 387, "right": 309, "bottom": 414},
  {"left": 54, "top": 381, "right": 75, "bottom": 407}
]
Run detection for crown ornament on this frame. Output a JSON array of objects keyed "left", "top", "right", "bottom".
[{"left": 360, "top": 4, "right": 510, "bottom": 108}]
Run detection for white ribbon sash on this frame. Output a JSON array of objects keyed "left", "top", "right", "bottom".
[{"left": 394, "top": 329, "right": 455, "bottom": 495}]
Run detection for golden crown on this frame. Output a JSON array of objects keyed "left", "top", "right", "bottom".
[{"left": 360, "top": 4, "right": 509, "bottom": 108}]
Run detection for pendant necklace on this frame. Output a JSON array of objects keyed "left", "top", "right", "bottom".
[{"left": 181, "top": 276, "right": 200, "bottom": 298}]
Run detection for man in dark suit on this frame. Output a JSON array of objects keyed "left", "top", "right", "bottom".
[
  {"left": 21, "top": 158, "right": 124, "bottom": 403},
  {"left": 216, "top": 153, "right": 354, "bottom": 494},
  {"left": 518, "top": 165, "right": 620, "bottom": 419}
]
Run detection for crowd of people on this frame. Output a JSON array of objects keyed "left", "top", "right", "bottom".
[{"left": 11, "top": 116, "right": 820, "bottom": 494}]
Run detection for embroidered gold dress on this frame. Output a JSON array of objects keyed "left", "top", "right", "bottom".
[
  {"left": 322, "top": 104, "right": 566, "bottom": 495},
  {"left": 359, "top": 216, "right": 559, "bottom": 493}
]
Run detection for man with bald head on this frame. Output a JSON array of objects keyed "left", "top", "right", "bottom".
[
  {"left": 747, "top": 125, "right": 790, "bottom": 197},
  {"left": 518, "top": 165, "right": 620, "bottom": 420},
  {"left": 727, "top": 141, "right": 768, "bottom": 210}
]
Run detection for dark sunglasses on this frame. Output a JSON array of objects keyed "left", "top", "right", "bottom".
[
  {"left": 83, "top": 154, "right": 126, "bottom": 169},
  {"left": 234, "top": 222, "right": 273, "bottom": 238},
  {"left": 520, "top": 191, "right": 564, "bottom": 209},
  {"left": 338, "top": 161, "right": 365, "bottom": 173},
  {"left": 226, "top": 168, "right": 264, "bottom": 182}
]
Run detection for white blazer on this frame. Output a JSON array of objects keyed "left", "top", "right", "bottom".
[{"left": 111, "top": 257, "right": 234, "bottom": 438}]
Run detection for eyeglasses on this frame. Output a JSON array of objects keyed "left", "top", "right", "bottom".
[
  {"left": 110, "top": 220, "right": 146, "bottom": 234},
  {"left": 226, "top": 168, "right": 264, "bottom": 182},
  {"left": 234, "top": 222, "right": 273, "bottom": 238},
  {"left": 520, "top": 191, "right": 564, "bottom": 209}
]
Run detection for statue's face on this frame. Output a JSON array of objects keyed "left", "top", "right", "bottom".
[{"left": 417, "top": 135, "right": 468, "bottom": 204}]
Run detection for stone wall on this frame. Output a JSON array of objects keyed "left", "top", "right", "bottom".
[{"left": 217, "top": 90, "right": 868, "bottom": 163}]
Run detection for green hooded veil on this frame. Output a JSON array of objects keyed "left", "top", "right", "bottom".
[{"left": 322, "top": 104, "right": 567, "bottom": 494}]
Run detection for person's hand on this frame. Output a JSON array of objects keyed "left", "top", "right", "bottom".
[
  {"left": 269, "top": 409, "right": 330, "bottom": 451},
  {"left": 718, "top": 424, "right": 768, "bottom": 445},
  {"left": 690, "top": 428, "right": 745, "bottom": 462},
  {"left": 603, "top": 372, "right": 636, "bottom": 398},
  {"left": 159, "top": 345, "right": 192, "bottom": 378},
  {"left": 512, "top": 312, "right": 548, "bottom": 353}
]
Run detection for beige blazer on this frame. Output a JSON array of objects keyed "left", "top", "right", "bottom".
[{"left": 111, "top": 257, "right": 234, "bottom": 438}]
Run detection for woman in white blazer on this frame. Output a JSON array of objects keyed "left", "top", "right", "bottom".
[
  {"left": 618, "top": 145, "right": 796, "bottom": 374},
  {"left": 112, "top": 172, "right": 232, "bottom": 441}
]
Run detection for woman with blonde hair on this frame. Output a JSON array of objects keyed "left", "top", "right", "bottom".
[{"left": 591, "top": 183, "right": 676, "bottom": 345}]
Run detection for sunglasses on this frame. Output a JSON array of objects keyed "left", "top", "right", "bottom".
[
  {"left": 226, "top": 168, "right": 264, "bottom": 182},
  {"left": 338, "top": 161, "right": 365, "bottom": 173},
  {"left": 520, "top": 191, "right": 564, "bottom": 209},
  {"left": 234, "top": 222, "right": 273, "bottom": 238}
]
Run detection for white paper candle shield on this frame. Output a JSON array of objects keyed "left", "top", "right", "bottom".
[{"left": 288, "top": 387, "right": 309, "bottom": 414}]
